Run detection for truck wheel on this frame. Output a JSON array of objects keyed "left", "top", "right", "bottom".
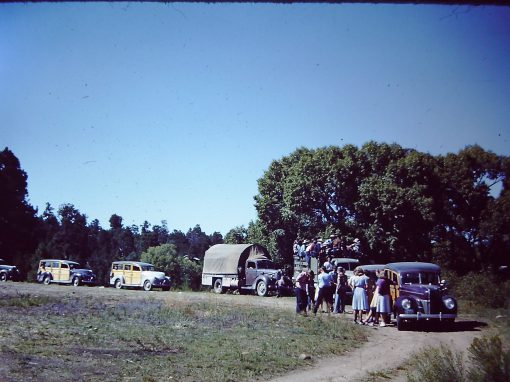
[
  {"left": 143, "top": 280, "right": 153, "bottom": 291},
  {"left": 213, "top": 279, "right": 225, "bottom": 294},
  {"left": 72, "top": 277, "right": 80, "bottom": 287},
  {"left": 256, "top": 280, "right": 268, "bottom": 297}
]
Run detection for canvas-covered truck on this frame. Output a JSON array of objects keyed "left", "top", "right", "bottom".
[{"left": 202, "top": 244, "right": 279, "bottom": 297}]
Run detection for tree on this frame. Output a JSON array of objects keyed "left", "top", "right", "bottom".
[
  {"left": 224, "top": 226, "right": 247, "bottom": 244},
  {"left": 0, "top": 148, "right": 39, "bottom": 274}
]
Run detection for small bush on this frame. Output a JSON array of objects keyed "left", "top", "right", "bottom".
[
  {"left": 407, "top": 344, "right": 465, "bottom": 382},
  {"left": 467, "top": 336, "right": 510, "bottom": 382},
  {"left": 407, "top": 335, "right": 510, "bottom": 382}
]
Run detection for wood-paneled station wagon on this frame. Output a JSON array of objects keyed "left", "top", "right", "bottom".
[
  {"left": 384, "top": 262, "right": 457, "bottom": 330},
  {"left": 109, "top": 261, "right": 171, "bottom": 291}
]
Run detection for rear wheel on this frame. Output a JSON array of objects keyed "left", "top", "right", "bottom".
[
  {"left": 213, "top": 278, "right": 225, "bottom": 294},
  {"left": 43, "top": 276, "right": 51, "bottom": 285},
  {"left": 256, "top": 280, "right": 268, "bottom": 297},
  {"left": 0, "top": 273, "right": 7, "bottom": 282},
  {"left": 115, "top": 279, "right": 122, "bottom": 289},
  {"left": 143, "top": 280, "right": 153, "bottom": 291}
]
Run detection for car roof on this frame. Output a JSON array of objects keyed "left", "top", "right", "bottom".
[
  {"left": 359, "top": 264, "right": 386, "bottom": 271},
  {"left": 385, "top": 262, "right": 441, "bottom": 273},
  {"left": 333, "top": 258, "right": 360, "bottom": 263},
  {"left": 112, "top": 261, "right": 154, "bottom": 267},
  {"left": 40, "top": 259, "right": 80, "bottom": 265}
]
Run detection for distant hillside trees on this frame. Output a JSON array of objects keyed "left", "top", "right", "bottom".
[{"left": 254, "top": 142, "right": 508, "bottom": 273}]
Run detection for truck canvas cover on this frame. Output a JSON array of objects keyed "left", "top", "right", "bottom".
[{"left": 203, "top": 244, "right": 270, "bottom": 275}]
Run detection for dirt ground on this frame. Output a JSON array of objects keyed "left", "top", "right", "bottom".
[{"left": 1, "top": 282, "right": 489, "bottom": 382}]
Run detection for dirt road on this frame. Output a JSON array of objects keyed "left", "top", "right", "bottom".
[{"left": 1, "top": 282, "right": 488, "bottom": 382}]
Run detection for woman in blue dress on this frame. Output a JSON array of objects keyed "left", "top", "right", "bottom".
[{"left": 351, "top": 268, "right": 370, "bottom": 324}]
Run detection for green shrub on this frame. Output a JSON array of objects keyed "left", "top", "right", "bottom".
[
  {"left": 407, "top": 335, "right": 510, "bottom": 382},
  {"left": 407, "top": 344, "right": 465, "bottom": 382},
  {"left": 444, "top": 271, "right": 510, "bottom": 309},
  {"left": 467, "top": 336, "right": 510, "bottom": 382}
]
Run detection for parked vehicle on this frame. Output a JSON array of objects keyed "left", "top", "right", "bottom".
[
  {"left": 109, "top": 261, "right": 171, "bottom": 291},
  {"left": 384, "top": 262, "right": 457, "bottom": 330},
  {"left": 0, "top": 258, "right": 21, "bottom": 282},
  {"left": 202, "top": 244, "right": 278, "bottom": 297},
  {"left": 37, "top": 259, "right": 97, "bottom": 286}
]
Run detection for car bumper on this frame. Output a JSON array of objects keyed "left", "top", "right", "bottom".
[
  {"left": 398, "top": 312, "right": 456, "bottom": 321},
  {"left": 80, "top": 276, "right": 97, "bottom": 285}
]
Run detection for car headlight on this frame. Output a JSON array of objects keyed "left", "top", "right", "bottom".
[
  {"left": 443, "top": 297, "right": 456, "bottom": 310},
  {"left": 401, "top": 298, "right": 412, "bottom": 310}
]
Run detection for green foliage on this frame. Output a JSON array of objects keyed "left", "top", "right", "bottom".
[
  {"left": 224, "top": 226, "right": 248, "bottom": 244},
  {"left": 407, "top": 344, "right": 466, "bottom": 382},
  {"left": 467, "top": 336, "right": 510, "bottom": 382},
  {"left": 140, "top": 244, "right": 202, "bottom": 290},
  {"left": 444, "top": 271, "right": 510, "bottom": 309},
  {"left": 254, "top": 142, "right": 509, "bottom": 273},
  {"left": 407, "top": 336, "right": 510, "bottom": 382}
]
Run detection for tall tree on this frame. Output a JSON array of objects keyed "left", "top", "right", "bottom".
[{"left": 0, "top": 148, "right": 39, "bottom": 274}]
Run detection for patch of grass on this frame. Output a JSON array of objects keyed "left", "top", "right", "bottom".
[
  {"left": 0, "top": 294, "right": 366, "bottom": 381},
  {"left": 0, "top": 292, "right": 52, "bottom": 307}
]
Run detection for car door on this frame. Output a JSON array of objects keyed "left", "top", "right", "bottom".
[
  {"left": 60, "top": 262, "right": 70, "bottom": 282},
  {"left": 132, "top": 264, "right": 142, "bottom": 286},
  {"left": 245, "top": 260, "right": 257, "bottom": 287},
  {"left": 52, "top": 261, "right": 61, "bottom": 281},
  {"left": 123, "top": 264, "right": 133, "bottom": 285}
]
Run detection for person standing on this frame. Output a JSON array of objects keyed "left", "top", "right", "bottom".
[
  {"left": 306, "top": 270, "right": 316, "bottom": 312},
  {"left": 313, "top": 266, "right": 334, "bottom": 315},
  {"left": 295, "top": 268, "right": 310, "bottom": 316},
  {"left": 334, "top": 267, "right": 349, "bottom": 314},
  {"left": 374, "top": 272, "right": 392, "bottom": 327},
  {"left": 351, "top": 268, "right": 370, "bottom": 324}
]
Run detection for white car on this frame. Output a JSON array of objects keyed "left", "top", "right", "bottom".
[{"left": 109, "top": 261, "right": 171, "bottom": 291}]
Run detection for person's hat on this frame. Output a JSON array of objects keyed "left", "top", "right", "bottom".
[
  {"left": 303, "top": 239, "right": 309, "bottom": 244},
  {"left": 330, "top": 234, "right": 335, "bottom": 238},
  {"left": 354, "top": 238, "right": 360, "bottom": 243}
]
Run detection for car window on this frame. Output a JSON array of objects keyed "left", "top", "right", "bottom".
[
  {"left": 401, "top": 272, "right": 420, "bottom": 284},
  {"left": 247, "top": 261, "right": 256, "bottom": 269},
  {"left": 133, "top": 265, "right": 141, "bottom": 271},
  {"left": 112, "top": 264, "right": 121, "bottom": 270},
  {"left": 61, "top": 263, "right": 68, "bottom": 269},
  {"left": 124, "top": 265, "right": 132, "bottom": 271},
  {"left": 257, "top": 260, "right": 275, "bottom": 269},
  {"left": 141, "top": 265, "right": 155, "bottom": 271},
  {"left": 52, "top": 261, "right": 59, "bottom": 268},
  {"left": 421, "top": 272, "right": 440, "bottom": 285}
]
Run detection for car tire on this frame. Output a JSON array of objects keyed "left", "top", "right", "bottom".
[
  {"left": 143, "top": 280, "right": 152, "bottom": 291},
  {"left": 213, "top": 278, "right": 225, "bottom": 294},
  {"left": 115, "top": 279, "right": 122, "bottom": 289},
  {"left": 256, "top": 280, "right": 268, "bottom": 297},
  {"left": 43, "top": 276, "right": 51, "bottom": 285},
  {"left": 0, "top": 273, "right": 7, "bottom": 282},
  {"left": 72, "top": 277, "right": 80, "bottom": 287},
  {"left": 396, "top": 316, "right": 408, "bottom": 331}
]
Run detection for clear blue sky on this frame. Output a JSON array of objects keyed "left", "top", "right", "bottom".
[{"left": 1, "top": 3, "right": 509, "bottom": 235}]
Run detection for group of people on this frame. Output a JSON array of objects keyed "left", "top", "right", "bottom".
[
  {"left": 294, "top": 265, "right": 392, "bottom": 327},
  {"left": 293, "top": 234, "right": 361, "bottom": 267}
]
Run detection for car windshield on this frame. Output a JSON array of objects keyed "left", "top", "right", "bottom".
[
  {"left": 69, "top": 263, "right": 80, "bottom": 270},
  {"left": 257, "top": 260, "right": 276, "bottom": 270},
  {"left": 401, "top": 272, "right": 440, "bottom": 285},
  {"left": 141, "top": 265, "right": 155, "bottom": 271}
]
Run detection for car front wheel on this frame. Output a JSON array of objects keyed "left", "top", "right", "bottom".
[
  {"left": 143, "top": 280, "right": 152, "bottom": 291},
  {"left": 256, "top": 280, "right": 268, "bottom": 297},
  {"left": 72, "top": 277, "right": 80, "bottom": 287}
]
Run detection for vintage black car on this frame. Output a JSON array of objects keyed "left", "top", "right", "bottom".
[
  {"left": 384, "top": 262, "right": 457, "bottom": 330},
  {"left": 0, "top": 258, "right": 21, "bottom": 282}
]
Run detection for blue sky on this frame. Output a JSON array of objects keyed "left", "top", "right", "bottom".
[{"left": 1, "top": 3, "right": 509, "bottom": 235}]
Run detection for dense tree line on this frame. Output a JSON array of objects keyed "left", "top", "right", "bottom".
[
  {"left": 244, "top": 142, "right": 509, "bottom": 274},
  {"left": 0, "top": 147, "right": 223, "bottom": 286},
  {"left": 2, "top": 142, "right": 509, "bottom": 288}
]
